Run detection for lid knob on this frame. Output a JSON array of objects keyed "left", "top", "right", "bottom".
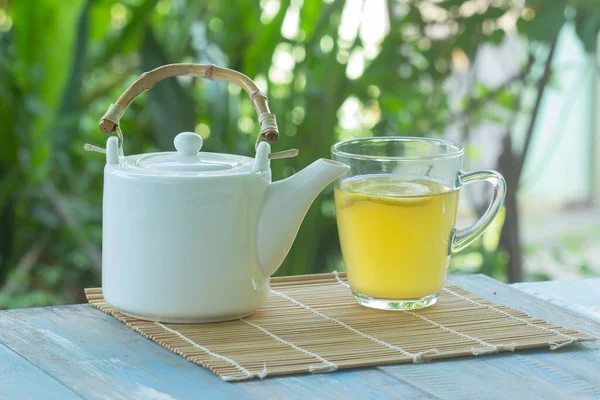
[{"left": 174, "top": 132, "right": 203, "bottom": 157}]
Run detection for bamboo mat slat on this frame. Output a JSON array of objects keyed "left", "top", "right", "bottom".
[{"left": 85, "top": 272, "right": 597, "bottom": 382}]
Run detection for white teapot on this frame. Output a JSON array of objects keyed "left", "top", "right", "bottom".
[{"left": 93, "top": 64, "right": 348, "bottom": 323}]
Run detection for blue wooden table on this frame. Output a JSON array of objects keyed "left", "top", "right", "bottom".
[{"left": 1, "top": 275, "right": 599, "bottom": 400}]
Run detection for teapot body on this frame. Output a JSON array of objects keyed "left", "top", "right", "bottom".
[
  {"left": 102, "top": 159, "right": 271, "bottom": 323},
  {"left": 94, "top": 64, "right": 350, "bottom": 324}
]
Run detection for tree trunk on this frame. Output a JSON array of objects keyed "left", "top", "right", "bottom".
[
  {"left": 497, "top": 136, "right": 523, "bottom": 282},
  {"left": 497, "top": 39, "right": 558, "bottom": 283}
]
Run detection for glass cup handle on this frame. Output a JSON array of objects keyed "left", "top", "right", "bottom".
[{"left": 449, "top": 170, "right": 507, "bottom": 254}]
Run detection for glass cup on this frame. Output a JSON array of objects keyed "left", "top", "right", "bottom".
[{"left": 332, "top": 137, "right": 506, "bottom": 310}]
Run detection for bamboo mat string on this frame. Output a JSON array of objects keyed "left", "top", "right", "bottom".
[
  {"left": 270, "top": 289, "right": 439, "bottom": 363},
  {"left": 240, "top": 319, "right": 338, "bottom": 373},
  {"left": 442, "top": 287, "right": 582, "bottom": 350},
  {"left": 333, "top": 271, "right": 349, "bottom": 288},
  {"left": 154, "top": 322, "right": 267, "bottom": 381},
  {"left": 333, "top": 271, "right": 516, "bottom": 355}
]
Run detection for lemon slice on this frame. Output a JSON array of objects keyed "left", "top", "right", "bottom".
[{"left": 339, "top": 178, "right": 433, "bottom": 208}]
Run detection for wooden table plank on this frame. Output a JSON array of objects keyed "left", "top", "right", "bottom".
[
  {"left": 1, "top": 275, "right": 599, "bottom": 400},
  {"left": 453, "top": 275, "right": 600, "bottom": 336},
  {"left": 0, "top": 304, "right": 250, "bottom": 400},
  {"left": 512, "top": 278, "right": 600, "bottom": 322},
  {"left": 235, "top": 368, "right": 435, "bottom": 400},
  {"left": 0, "top": 342, "right": 82, "bottom": 400},
  {"left": 379, "top": 341, "right": 600, "bottom": 400},
  {"left": 375, "top": 275, "right": 600, "bottom": 400}
]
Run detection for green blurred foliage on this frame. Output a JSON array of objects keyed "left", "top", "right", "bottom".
[{"left": 0, "top": 0, "right": 598, "bottom": 308}]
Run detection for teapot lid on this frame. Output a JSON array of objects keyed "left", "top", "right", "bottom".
[{"left": 115, "top": 132, "right": 257, "bottom": 176}]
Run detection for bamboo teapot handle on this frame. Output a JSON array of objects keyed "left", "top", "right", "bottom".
[{"left": 97, "top": 64, "right": 279, "bottom": 148}]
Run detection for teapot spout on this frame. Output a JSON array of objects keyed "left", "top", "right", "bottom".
[{"left": 257, "top": 159, "right": 349, "bottom": 277}]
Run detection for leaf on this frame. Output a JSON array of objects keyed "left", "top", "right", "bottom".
[
  {"left": 164, "top": 1, "right": 205, "bottom": 60},
  {"left": 575, "top": 6, "right": 600, "bottom": 52},
  {"left": 92, "top": 0, "right": 160, "bottom": 67},
  {"left": 488, "top": 29, "right": 505, "bottom": 45},
  {"left": 477, "top": 108, "right": 508, "bottom": 124},
  {"left": 300, "top": 0, "right": 324, "bottom": 38},
  {"left": 497, "top": 89, "right": 517, "bottom": 109},
  {"left": 456, "top": 18, "right": 483, "bottom": 58},
  {"left": 474, "top": 82, "right": 492, "bottom": 97},
  {"left": 54, "top": 0, "right": 92, "bottom": 151},
  {"left": 517, "top": 1, "right": 566, "bottom": 42},
  {"left": 0, "top": 71, "right": 19, "bottom": 166},
  {"left": 485, "top": 6, "right": 507, "bottom": 19},
  {"left": 11, "top": 0, "right": 86, "bottom": 181},
  {"left": 0, "top": 168, "right": 19, "bottom": 214},
  {"left": 242, "top": 0, "right": 290, "bottom": 78},
  {"left": 140, "top": 27, "right": 196, "bottom": 150},
  {"left": 89, "top": 0, "right": 115, "bottom": 42},
  {"left": 437, "top": 0, "right": 468, "bottom": 8}
]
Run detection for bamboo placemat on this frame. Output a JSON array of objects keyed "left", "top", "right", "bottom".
[{"left": 85, "top": 272, "right": 596, "bottom": 382}]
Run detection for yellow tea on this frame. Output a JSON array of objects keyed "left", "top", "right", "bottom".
[{"left": 334, "top": 175, "right": 459, "bottom": 299}]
